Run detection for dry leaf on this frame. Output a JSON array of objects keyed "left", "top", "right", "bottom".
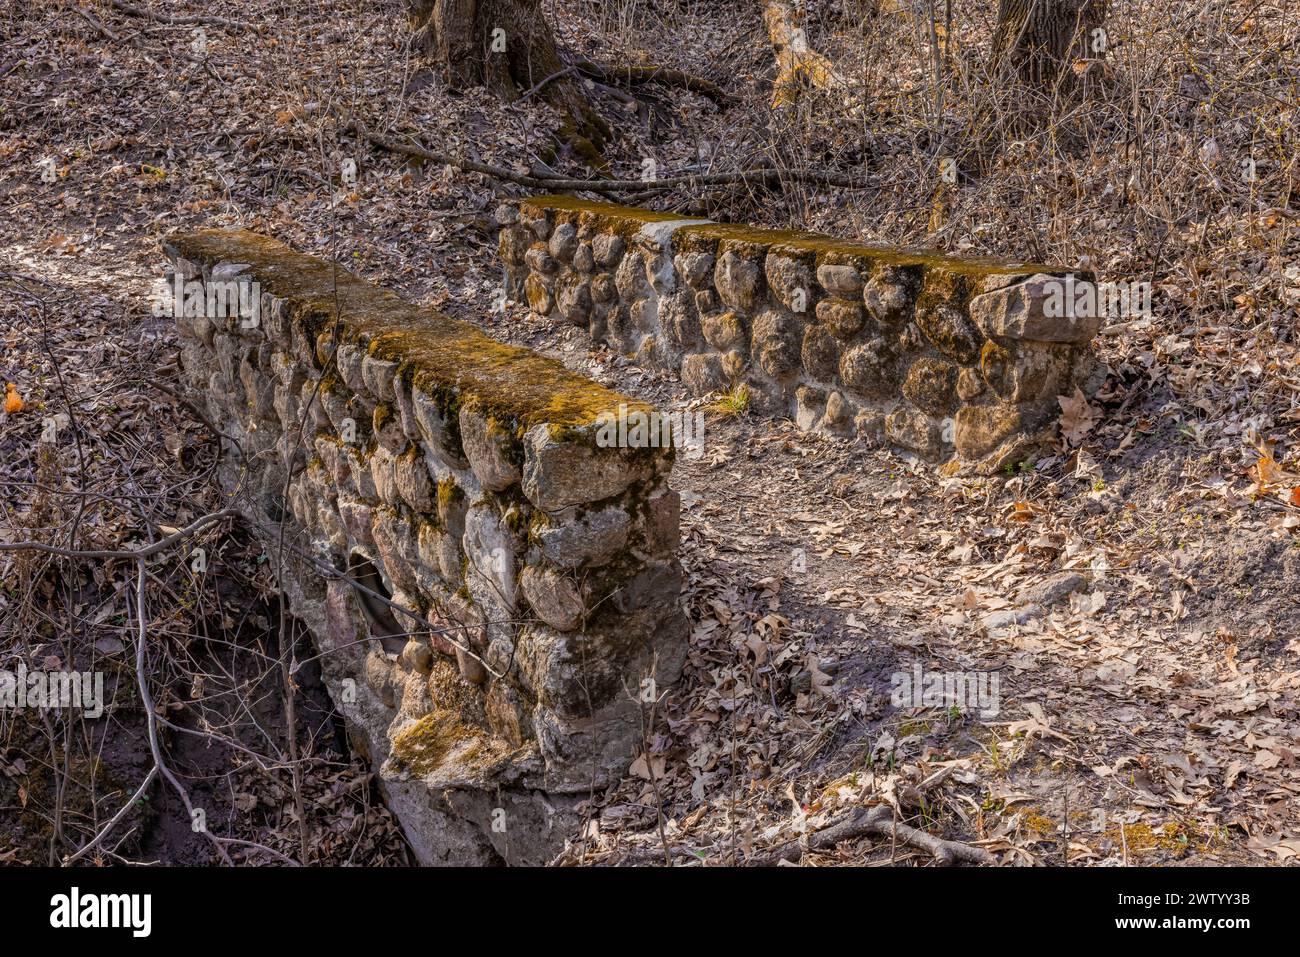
[{"left": 1058, "top": 388, "right": 1100, "bottom": 445}]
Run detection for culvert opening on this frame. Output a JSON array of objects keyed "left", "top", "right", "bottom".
[{"left": 348, "top": 550, "right": 406, "bottom": 655}]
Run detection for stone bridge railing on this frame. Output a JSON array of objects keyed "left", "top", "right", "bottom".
[
  {"left": 163, "top": 229, "right": 687, "bottom": 864},
  {"left": 500, "top": 197, "right": 1104, "bottom": 472}
]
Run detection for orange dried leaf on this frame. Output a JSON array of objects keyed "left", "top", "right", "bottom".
[
  {"left": 3, "top": 382, "right": 24, "bottom": 414},
  {"left": 1250, "top": 441, "right": 1284, "bottom": 488}
]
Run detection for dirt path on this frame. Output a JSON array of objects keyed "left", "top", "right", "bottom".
[{"left": 475, "top": 292, "right": 1300, "bottom": 866}]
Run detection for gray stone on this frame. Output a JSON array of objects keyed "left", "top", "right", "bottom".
[
  {"left": 801, "top": 324, "right": 840, "bottom": 381},
  {"left": 901, "top": 358, "right": 959, "bottom": 416},
  {"left": 372, "top": 509, "right": 420, "bottom": 593},
  {"left": 979, "top": 339, "right": 1069, "bottom": 403},
  {"left": 639, "top": 487, "right": 680, "bottom": 558},
  {"left": 520, "top": 565, "right": 585, "bottom": 631},
  {"left": 953, "top": 404, "right": 1023, "bottom": 460},
  {"left": 459, "top": 405, "right": 521, "bottom": 491},
  {"left": 345, "top": 449, "right": 378, "bottom": 502},
  {"left": 816, "top": 297, "right": 865, "bottom": 338},
  {"left": 659, "top": 291, "right": 700, "bottom": 352},
  {"left": 611, "top": 560, "right": 681, "bottom": 615},
  {"left": 956, "top": 366, "right": 986, "bottom": 401},
  {"left": 401, "top": 639, "right": 433, "bottom": 675},
  {"left": 411, "top": 389, "right": 467, "bottom": 468},
  {"left": 372, "top": 404, "right": 407, "bottom": 453},
  {"left": 361, "top": 355, "right": 398, "bottom": 401},
  {"left": 969, "top": 273, "right": 1103, "bottom": 344},
  {"left": 392, "top": 378, "right": 423, "bottom": 441},
  {"left": 498, "top": 226, "right": 531, "bottom": 270},
  {"left": 765, "top": 253, "right": 814, "bottom": 313},
  {"left": 982, "top": 605, "right": 1043, "bottom": 637},
  {"left": 701, "top": 311, "right": 748, "bottom": 353},
  {"left": 614, "top": 249, "right": 649, "bottom": 302},
  {"left": 336, "top": 343, "right": 365, "bottom": 392},
  {"left": 548, "top": 223, "right": 578, "bottom": 263},
  {"left": 916, "top": 302, "right": 982, "bottom": 365},
  {"left": 643, "top": 250, "right": 676, "bottom": 296},
  {"left": 751, "top": 306, "right": 802, "bottom": 379},
  {"left": 463, "top": 503, "right": 518, "bottom": 610},
  {"left": 681, "top": 352, "right": 727, "bottom": 395},
  {"left": 536, "top": 506, "right": 631, "bottom": 568},
  {"left": 863, "top": 273, "right": 912, "bottom": 326},
  {"left": 675, "top": 251, "right": 715, "bottom": 288},
  {"left": 591, "top": 233, "right": 625, "bottom": 267},
  {"left": 1017, "top": 572, "right": 1087, "bottom": 607},
  {"left": 524, "top": 244, "right": 558, "bottom": 275},
  {"left": 526, "top": 215, "right": 550, "bottom": 240},
  {"left": 824, "top": 391, "right": 851, "bottom": 428},
  {"left": 715, "top": 250, "right": 764, "bottom": 310},
  {"left": 839, "top": 338, "right": 899, "bottom": 398},
  {"left": 591, "top": 273, "right": 616, "bottom": 303},
  {"left": 885, "top": 406, "right": 948, "bottom": 459},
  {"left": 394, "top": 448, "right": 434, "bottom": 511},
  {"left": 485, "top": 681, "right": 530, "bottom": 748},
  {"left": 524, "top": 273, "right": 553, "bottom": 315},
  {"left": 522, "top": 424, "right": 652, "bottom": 511},
  {"left": 370, "top": 446, "right": 402, "bottom": 506},
  {"left": 817, "top": 263, "right": 865, "bottom": 299},
  {"left": 456, "top": 647, "right": 488, "bottom": 685},
  {"left": 795, "top": 384, "right": 827, "bottom": 430}
]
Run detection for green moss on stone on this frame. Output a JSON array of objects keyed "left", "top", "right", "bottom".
[
  {"left": 165, "top": 229, "right": 652, "bottom": 432},
  {"left": 515, "top": 196, "right": 1070, "bottom": 280},
  {"left": 436, "top": 477, "right": 462, "bottom": 512}
]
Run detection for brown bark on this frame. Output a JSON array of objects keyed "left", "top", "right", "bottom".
[
  {"left": 991, "top": 0, "right": 1109, "bottom": 87},
  {"left": 408, "top": 0, "right": 608, "bottom": 160}
]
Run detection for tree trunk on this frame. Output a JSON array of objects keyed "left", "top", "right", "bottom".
[
  {"left": 764, "top": 0, "right": 837, "bottom": 108},
  {"left": 991, "top": 0, "right": 1108, "bottom": 87},
  {"left": 408, "top": 0, "right": 608, "bottom": 160}
]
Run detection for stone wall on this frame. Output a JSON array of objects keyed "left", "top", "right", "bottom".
[
  {"left": 164, "top": 229, "right": 687, "bottom": 864},
  {"left": 500, "top": 196, "right": 1103, "bottom": 472}
]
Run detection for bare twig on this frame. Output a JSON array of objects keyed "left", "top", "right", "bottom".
[{"left": 347, "top": 121, "right": 874, "bottom": 195}]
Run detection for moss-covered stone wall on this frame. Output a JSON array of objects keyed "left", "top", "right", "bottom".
[
  {"left": 501, "top": 197, "right": 1104, "bottom": 472},
  {"left": 164, "top": 229, "right": 687, "bottom": 864}
]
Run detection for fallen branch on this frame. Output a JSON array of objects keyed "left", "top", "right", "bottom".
[
  {"left": 572, "top": 58, "right": 736, "bottom": 106},
  {"left": 68, "top": 2, "right": 119, "bottom": 41},
  {"left": 746, "top": 805, "right": 998, "bottom": 866},
  {"left": 62, "top": 765, "right": 159, "bottom": 865},
  {"left": 348, "top": 121, "right": 873, "bottom": 195},
  {"left": 104, "top": 0, "right": 252, "bottom": 31},
  {"left": 131, "top": 557, "right": 235, "bottom": 866},
  {"left": 0, "top": 507, "right": 241, "bottom": 559}
]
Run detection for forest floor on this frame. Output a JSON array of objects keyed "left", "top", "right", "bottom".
[{"left": 1, "top": 0, "right": 1298, "bottom": 865}]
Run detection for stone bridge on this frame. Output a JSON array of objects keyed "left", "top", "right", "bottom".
[
  {"left": 501, "top": 197, "right": 1103, "bottom": 472},
  {"left": 165, "top": 229, "right": 686, "bottom": 865},
  {"left": 165, "top": 204, "right": 1097, "bottom": 864}
]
